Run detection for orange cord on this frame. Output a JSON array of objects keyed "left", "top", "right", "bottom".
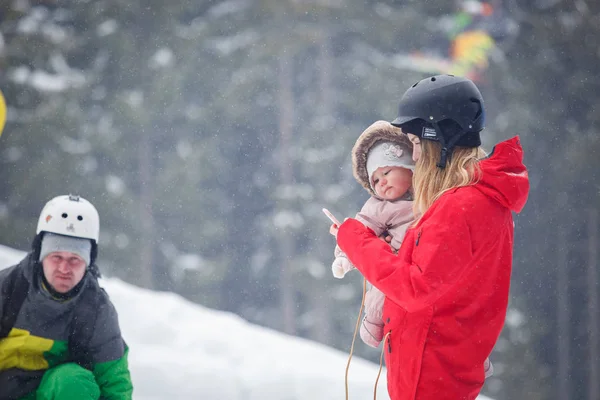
[
  {"left": 344, "top": 277, "right": 368, "bottom": 400},
  {"left": 374, "top": 332, "right": 390, "bottom": 399}
]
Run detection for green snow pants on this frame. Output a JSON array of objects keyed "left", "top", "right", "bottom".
[{"left": 20, "top": 363, "right": 100, "bottom": 400}]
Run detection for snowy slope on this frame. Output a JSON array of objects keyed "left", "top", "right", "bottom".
[{"left": 0, "top": 244, "right": 493, "bottom": 400}]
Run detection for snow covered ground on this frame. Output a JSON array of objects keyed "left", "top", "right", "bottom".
[{"left": 0, "top": 244, "right": 493, "bottom": 400}]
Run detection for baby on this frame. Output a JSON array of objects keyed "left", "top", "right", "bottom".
[{"left": 332, "top": 120, "right": 415, "bottom": 348}]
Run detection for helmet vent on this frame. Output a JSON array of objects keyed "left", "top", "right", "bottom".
[
  {"left": 77, "top": 215, "right": 83, "bottom": 221},
  {"left": 430, "top": 77, "right": 436, "bottom": 81},
  {"left": 411, "top": 82, "right": 418, "bottom": 88},
  {"left": 61, "top": 213, "right": 68, "bottom": 218}
]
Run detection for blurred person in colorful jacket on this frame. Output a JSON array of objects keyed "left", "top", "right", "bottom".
[
  {"left": 330, "top": 75, "right": 529, "bottom": 400},
  {"left": 0, "top": 195, "right": 133, "bottom": 400}
]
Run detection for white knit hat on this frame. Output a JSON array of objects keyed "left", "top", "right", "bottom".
[
  {"left": 366, "top": 141, "right": 415, "bottom": 189},
  {"left": 39, "top": 232, "right": 92, "bottom": 267}
]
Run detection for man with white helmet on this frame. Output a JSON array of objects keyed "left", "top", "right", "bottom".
[{"left": 0, "top": 195, "right": 133, "bottom": 400}]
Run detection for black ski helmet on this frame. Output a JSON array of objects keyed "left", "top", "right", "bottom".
[{"left": 391, "top": 74, "right": 485, "bottom": 168}]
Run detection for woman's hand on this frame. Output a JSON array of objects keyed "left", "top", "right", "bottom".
[
  {"left": 329, "top": 223, "right": 339, "bottom": 238},
  {"left": 329, "top": 218, "right": 351, "bottom": 238}
]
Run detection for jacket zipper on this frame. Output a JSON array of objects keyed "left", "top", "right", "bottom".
[{"left": 416, "top": 229, "right": 422, "bottom": 246}]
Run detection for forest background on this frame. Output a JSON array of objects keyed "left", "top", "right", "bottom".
[{"left": 0, "top": 1, "right": 598, "bottom": 399}]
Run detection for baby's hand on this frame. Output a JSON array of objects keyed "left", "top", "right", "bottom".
[{"left": 380, "top": 230, "right": 392, "bottom": 243}]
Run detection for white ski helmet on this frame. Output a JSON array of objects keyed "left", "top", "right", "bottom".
[{"left": 36, "top": 195, "right": 100, "bottom": 243}]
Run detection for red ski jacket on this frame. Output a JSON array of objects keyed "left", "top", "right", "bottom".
[{"left": 337, "top": 137, "right": 529, "bottom": 400}]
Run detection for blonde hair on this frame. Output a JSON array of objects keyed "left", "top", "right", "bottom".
[{"left": 412, "top": 140, "right": 486, "bottom": 221}]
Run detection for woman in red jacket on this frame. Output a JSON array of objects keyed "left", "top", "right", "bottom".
[{"left": 331, "top": 75, "right": 529, "bottom": 400}]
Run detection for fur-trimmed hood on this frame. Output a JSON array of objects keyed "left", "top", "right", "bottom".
[{"left": 352, "top": 120, "right": 414, "bottom": 197}]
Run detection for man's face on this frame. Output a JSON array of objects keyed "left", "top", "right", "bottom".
[{"left": 42, "top": 251, "right": 87, "bottom": 293}]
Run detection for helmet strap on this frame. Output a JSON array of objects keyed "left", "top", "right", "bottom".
[
  {"left": 432, "top": 122, "right": 450, "bottom": 168},
  {"left": 432, "top": 122, "right": 470, "bottom": 169},
  {"left": 31, "top": 232, "right": 43, "bottom": 261},
  {"left": 89, "top": 242, "right": 101, "bottom": 279}
]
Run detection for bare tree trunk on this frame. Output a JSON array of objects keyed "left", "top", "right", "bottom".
[
  {"left": 277, "top": 51, "right": 296, "bottom": 335},
  {"left": 588, "top": 208, "right": 599, "bottom": 400},
  {"left": 318, "top": 32, "right": 332, "bottom": 115},
  {"left": 557, "top": 224, "right": 570, "bottom": 400},
  {"left": 138, "top": 130, "right": 155, "bottom": 289},
  {"left": 308, "top": 33, "right": 334, "bottom": 344}
]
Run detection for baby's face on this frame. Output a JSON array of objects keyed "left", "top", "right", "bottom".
[{"left": 371, "top": 166, "right": 413, "bottom": 200}]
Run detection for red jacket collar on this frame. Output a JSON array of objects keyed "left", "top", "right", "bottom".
[{"left": 475, "top": 136, "right": 530, "bottom": 213}]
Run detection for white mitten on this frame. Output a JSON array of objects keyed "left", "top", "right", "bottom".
[
  {"left": 332, "top": 256, "right": 355, "bottom": 279},
  {"left": 332, "top": 245, "right": 356, "bottom": 278}
]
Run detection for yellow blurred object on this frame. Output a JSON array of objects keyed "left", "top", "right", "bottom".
[
  {"left": 0, "top": 89, "right": 6, "bottom": 137},
  {"left": 451, "top": 30, "right": 495, "bottom": 69}
]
